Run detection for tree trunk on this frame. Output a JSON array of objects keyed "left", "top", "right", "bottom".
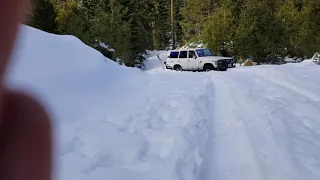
[{"left": 171, "top": 0, "right": 176, "bottom": 49}]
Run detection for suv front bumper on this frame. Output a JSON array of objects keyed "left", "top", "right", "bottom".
[{"left": 217, "top": 60, "right": 228, "bottom": 71}]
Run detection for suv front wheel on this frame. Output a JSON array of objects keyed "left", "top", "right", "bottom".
[{"left": 203, "top": 64, "right": 215, "bottom": 71}]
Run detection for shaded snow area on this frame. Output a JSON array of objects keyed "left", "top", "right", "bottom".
[{"left": 7, "top": 26, "right": 320, "bottom": 180}]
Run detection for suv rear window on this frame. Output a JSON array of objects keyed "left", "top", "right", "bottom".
[{"left": 169, "top": 52, "right": 179, "bottom": 58}]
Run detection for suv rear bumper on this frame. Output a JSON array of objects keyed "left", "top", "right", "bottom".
[{"left": 164, "top": 62, "right": 172, "bottom": 69}]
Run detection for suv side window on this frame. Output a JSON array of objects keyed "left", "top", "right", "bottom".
[
  {"left": 179, "top": 51, "right": 188, "bottom": 58},
  {"left": 169, "top": 51, "right": 179, "bottom": 58},
  {"left": 189, "top": 51, "right": 196, "bottom": 58}
]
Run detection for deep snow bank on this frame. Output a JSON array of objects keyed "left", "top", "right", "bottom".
[
  {"left": 7, "top": 25, "right": 211, "bottom": 180},
  {"left": 8, "top": 25, "right": 141, "bottom": 122}
]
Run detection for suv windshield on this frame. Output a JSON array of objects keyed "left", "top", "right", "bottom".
[{"left": 196, "top": 49, "right": 214, "bottom": 57}]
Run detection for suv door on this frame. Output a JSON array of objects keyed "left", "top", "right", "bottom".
[
  {"left": 166, "top": 51, "right": 179, "bottom": 69},
  {"left": 178, "top": 51, "right": 188, "bottom": 70},
  {"left": 187, "top": 50, "right": 199, "bottom": 70}
]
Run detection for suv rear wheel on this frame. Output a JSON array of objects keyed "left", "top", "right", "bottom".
[{"left": 173, "top": 65, "right": 183, "bottom": 71}]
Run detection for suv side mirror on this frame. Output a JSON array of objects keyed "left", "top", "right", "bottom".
[{"left": 194, "top": 56, "right": 197, "bottom": 59}]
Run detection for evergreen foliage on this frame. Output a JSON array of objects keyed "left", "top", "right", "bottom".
[{"left": 27, "top": 0, "right": 320, "bottom": 66}]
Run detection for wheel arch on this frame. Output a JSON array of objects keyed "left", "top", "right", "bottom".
[{"left": 203, "top": 63, "right": 215, "bottom": 71}]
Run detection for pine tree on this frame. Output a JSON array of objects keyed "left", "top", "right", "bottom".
[
  {"left": 123, "top": 0, "right": 153, "bottom": 66},
  {"left": 235, "top": 0, "right": 286, "bottom": 64},
  {"left": 278, "top": 0, "right": 305, "bottom": 58},
  {"left": 150, "top": 0, "right": 171, "bottom": 50},
  {"left": 53, "top": 0, "right": 91, "bottom": 43},
  {"left": 91, "top": 0, "right": 132, "bottom": 64},
  {"left": 203, "top": 0, "right": 234, "bottom": 54},
  {"left": 277, "top": 0, "right": 320, "bottom": 59},
  {"left": 300, "top": 0, "right": 320, "bottom": 58},
  {"left": 175, "top": 0, "right": 185, "bottom": 47},
  {"left": 28, "top": 0, "right": 57, "bottom": 33},
  {"left": 180, "top": 0, "right": 216, "bottom": 42}
]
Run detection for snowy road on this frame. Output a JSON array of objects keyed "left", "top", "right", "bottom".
[
  {"left": 51, "top": 64, "right": 320, "bottom": 180},
  {"left": 204, "top": 67, "right": 320, "bottom": 180},
  {"left": 9, "top": 26, "right": 320, "bottom": 180}
]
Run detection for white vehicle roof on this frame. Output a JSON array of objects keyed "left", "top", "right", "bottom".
[
  {"left": 166, "top": 48, "right": 209, "bottom": 56},
  {"left": 167, "top": 48, "right": 233, "bottom": 60},
  {"left": 169, "top": 48, "right": 207, "bottom": 51}
]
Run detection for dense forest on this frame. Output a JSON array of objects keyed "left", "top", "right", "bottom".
[{"left": 28, "top": 0, "right": 320, "bottom": 66}]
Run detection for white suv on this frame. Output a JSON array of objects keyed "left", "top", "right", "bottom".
[{"left": 165, "top": 48, "right": 232, "bottom": 71}]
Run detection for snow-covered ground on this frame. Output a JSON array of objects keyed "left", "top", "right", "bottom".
[{"left": 7, "top": 26, "right": 320, "bottom": 180}]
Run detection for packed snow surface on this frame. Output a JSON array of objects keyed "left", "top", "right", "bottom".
[{"left": 7, "top": 26, "right": 320, "bottom": 180}]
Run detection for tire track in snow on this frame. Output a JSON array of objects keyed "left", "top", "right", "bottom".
[
  {"left": 201, "top": 74, "right": 266, "bottom": 180},
  {"left": 248, "top": 74, "right": 320, "bottom": 180},
  {"left": 220, "top": 73, "right": 302, "bottom": 180},
  {"left": 220, "top": 71, "right": 320, "bottom": 180},
  {"left": 175, "top": 77, "right": 214, "bottom": 180},
  {"left": 254, "top": 72, "right": 320, "bottom": 108},
  {"left": 235, "top": 70, "right": 320, "bottom": 140},
  {"left": 59, "top": 71, "right": 216, "bottom": 180},
  {"left": 250, "top": 67, "right": 320, "bottom": 104}
]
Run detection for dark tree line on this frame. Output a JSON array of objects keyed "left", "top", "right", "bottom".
[
  {"left": 28, "top": 0, "right": 320, "bottom": 66},
  {"left": 28, "top": 0, "right": 177, "bottom": 67},
  {"left": 196, "top": 0, "right": 320, "bottom": 63}
]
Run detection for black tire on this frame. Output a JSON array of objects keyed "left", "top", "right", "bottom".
[
  {"left": 173, "top": 65, "right": 183, "bottom": 71},
  {"left": 203, "top": 64, "right": 215, "bottom": 71}
]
